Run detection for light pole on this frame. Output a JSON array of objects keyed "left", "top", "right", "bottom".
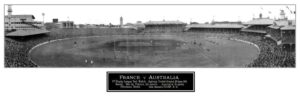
[{"left": 42, "top": 13, "right": 45, "bottom": 29}]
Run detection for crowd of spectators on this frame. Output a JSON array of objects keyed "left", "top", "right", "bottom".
[
  {"left": 5, "top": 38, "right": 35, "bottom": 67},
  {"left": 267, "top": 28, "right": 281, "bottom": 41},
  {"left": 247, "top": 38, "right": 295, "bottom": 67}
]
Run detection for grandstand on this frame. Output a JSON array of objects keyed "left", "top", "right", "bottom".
[
  {"left": 144, "top": 20, "right": 186, "bottom": 33},
  {"left": 281, "top": 25, "right": 295, "bottom": 51},
  {"left": 4, "top": 5, "right": 49, "bottom": 37},
  {"left": 4, "top": 15, "right": 44, "bottom": 31},
  {"left": 241, "top": 19, "right": 274, "bottom": 36},
  {"left": 265, "top": 19, "right": 295, "bottom": 51},
  {"left": 186, "top": 23, "right": 243, "bottom": 33}
]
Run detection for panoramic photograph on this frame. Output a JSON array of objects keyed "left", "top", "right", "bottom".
[{"left": 4, "top": 4, "right": 296, "bottom": 68}]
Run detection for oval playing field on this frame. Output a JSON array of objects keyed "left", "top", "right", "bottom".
[{"left": 29, "top": 35, "right": 260, "bottom": 67}]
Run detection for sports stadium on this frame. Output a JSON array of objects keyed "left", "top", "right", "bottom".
[{"left": 4, "top": 6, "right": 295, "bottom": 68}]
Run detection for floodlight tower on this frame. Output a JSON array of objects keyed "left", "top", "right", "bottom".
[
  {"left": 7, "top": 5, "right": 12, "bottom": 31},
  {"left": 42, "top": 13, "right": 45, "bottom": 23},
  {"left": 120, "top": 16, "right": 123, "bottom": 27},
  {"left": 8, "top": 5, "right": 12, "bottom": 16},
  {"left": 42, "top": 13, "right": 45, "bottom": 29}
]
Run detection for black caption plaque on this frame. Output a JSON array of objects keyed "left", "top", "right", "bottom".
[{"left": 107, "top": 71, "right": 195, "bottom": 92}]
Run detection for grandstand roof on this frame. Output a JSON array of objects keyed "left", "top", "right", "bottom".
[
  {"left": 211, "top": 21, "right": 242, "bottom": 25},
  {"left": 268, "top": 20, "right": 296, "bottom": 30},
  {"left": 144, "top": 20, "right": 186, "bottom": 25},
  {"left": 291, "top": 20, "right": 296, "bottom": 25},
  {"left": 122, "top": 23, "right": 145, "bottom": 29},
  {"left": 243, "top": 18, "right": 274, "bottom": 25},
  {"left": 135, "top": 23, "right": 146, "bottom": 28},
  {"left": 187, "top": 24, "right": 244, "bottom": 29},
  {"left": 59, "top": 21, "right": 74, "bottom": 23},
  {"left": 281, "top": 26, "right": 296, "bottom": 30},
  {"left": 274, "top": 20, "right": 289, "bottom": 26},
  {"left": 268, "top": 25, "right": 281, "bottom": 29},
  {"left": 5, "top": 29, "right": 49, "bottom": 37},
  {"left": 5, "top": 15, "right": 35, "bottom": 19},
  {"left": 241, "top": 29, "right": 267, "bottom": 34}
]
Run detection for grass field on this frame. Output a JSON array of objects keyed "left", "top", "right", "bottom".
[{"left": 29, "top": 35, "right": 259, "bottom": 67}]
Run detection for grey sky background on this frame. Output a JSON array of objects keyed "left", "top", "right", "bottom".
[{"left": 4, "top": 5, "right": 296, "bottom": 24}]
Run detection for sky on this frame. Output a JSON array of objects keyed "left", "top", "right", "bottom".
[{"left": 4, "top": 5, "right": 296, "bottom": 25}]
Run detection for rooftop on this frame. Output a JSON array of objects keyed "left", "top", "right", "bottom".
[
  {"left": 241, "top": 29, "right": 267, "bottom": 34},
  {"left": 187, "top": 24, "right": 244, "bottom": 29},
  {"left": 268, "top": 20, "right": 296, "bottom": 30},
  {"left": 144, "top": 20, "right": 186, "bottom": 25},
  {"left": 281, "top": 26, "right": 296, "bottom": 30},
  {"left": 243, "top": 18, "right": 274, "bottom": 25},
  {"left": 6, "top": 29, "right": 49, "bottom": 37},
  {"left": 59, "top": 21, "right": 74, "bottom": 23},
  {"left": 5, "top": 14, "right": 35, "bottom": 19},
  {"left": 211, "top": 21, "right": 242, "bottom": 25}
]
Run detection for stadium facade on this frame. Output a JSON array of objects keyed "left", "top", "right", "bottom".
[{"left": 4, "top": 5, "right": 49, "bottom": 36}]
